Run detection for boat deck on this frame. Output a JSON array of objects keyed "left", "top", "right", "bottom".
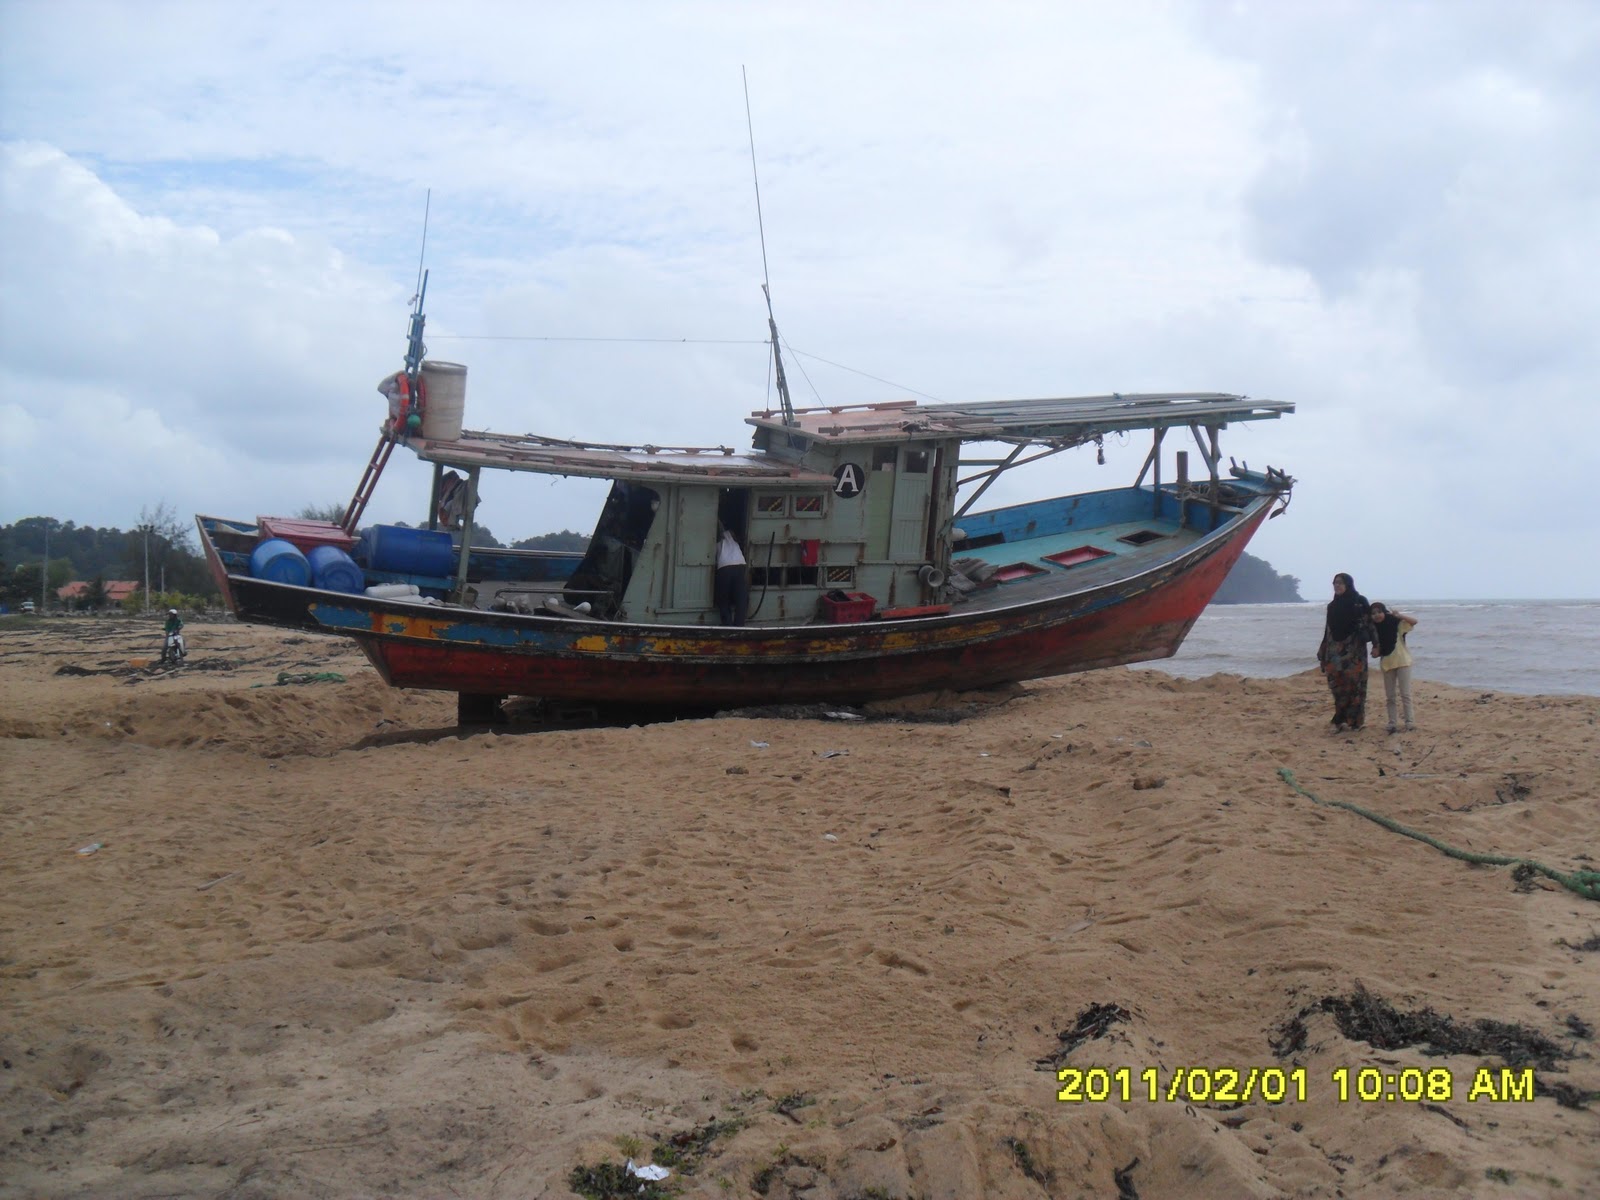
[{"left": 953, "top": 514, "right": 1209, "bottom": 609}]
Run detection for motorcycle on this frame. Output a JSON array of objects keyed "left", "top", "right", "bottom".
[{"left": 161, "top": 629, "right": 187, "bottom": 665}]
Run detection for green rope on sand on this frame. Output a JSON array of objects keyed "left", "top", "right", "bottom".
[
  {"left": 248, "top": 671, "right": 347, "bottom": 688},
  {"left": 1278, "top": 768, "right": 1600, "bottom": 903}
]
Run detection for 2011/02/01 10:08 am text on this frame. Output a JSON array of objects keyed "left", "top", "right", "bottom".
[{"left": 1055, "top": 1066, "right": 1537, "bottom": 1104}]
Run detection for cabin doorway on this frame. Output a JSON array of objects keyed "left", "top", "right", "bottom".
[
  {"left": 564, "top": 481, "right": 660, "bottom": 618},
  {"left": 889, "top": 447, "right": 932, "bottom": 559},
  {"left": 718, "top": 488, "right": 750, "bottom": 546}
]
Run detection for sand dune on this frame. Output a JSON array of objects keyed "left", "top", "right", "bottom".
[{"left": 2, "top": 617, "right": 1596, "bottom": 1198}]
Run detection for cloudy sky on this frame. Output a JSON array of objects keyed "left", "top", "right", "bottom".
[{"left": 2, "top": 0, "right": 1596, "bottom": 599}]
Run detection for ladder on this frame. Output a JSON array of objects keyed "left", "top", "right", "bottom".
[{"left": 342, "top": 433, "right": 397, "bottom": 533}]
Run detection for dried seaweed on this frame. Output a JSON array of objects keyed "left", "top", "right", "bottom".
[{"left": 1272, "top": 983, "right": 1573, "bottom": 1070}]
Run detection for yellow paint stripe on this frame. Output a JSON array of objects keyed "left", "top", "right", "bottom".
[{"left": 365, "top": 608, "right": 1014, "bottom": 657}]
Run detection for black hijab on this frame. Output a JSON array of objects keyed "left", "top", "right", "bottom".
[
  {"left": 1326, "top": 572, "right": 1369, "bottom": 640},
  {"left": 1371, "top": 606, "right": 1404, "bottom": 656}
]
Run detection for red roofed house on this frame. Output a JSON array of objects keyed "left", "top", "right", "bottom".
[{"left": 57, "top": 580, "right": 142, "bottom": 608}]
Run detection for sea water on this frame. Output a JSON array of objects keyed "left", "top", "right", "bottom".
[{"left": 1136, "top": 600, "right": 1600, "bottom": 697}]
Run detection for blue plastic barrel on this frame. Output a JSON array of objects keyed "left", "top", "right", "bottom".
[
  {"left": 306, "top": 545, "right": 365, "bottom": 594},
  {"left": 249, "top": 538, "right": 312, "bottom": 586},
  {"left": 360, "top": 524, "right": 455, "bottom": 577}
]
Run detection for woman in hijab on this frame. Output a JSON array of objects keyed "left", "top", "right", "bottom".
[
  {"left": 1317, "top": 572, "right": 1377, "bottom": 731},
  {"left": 1368, "top": 602, "right": 1419, "bottom": 733}
]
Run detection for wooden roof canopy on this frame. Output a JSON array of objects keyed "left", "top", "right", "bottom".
[
  {"left": 409, "top": 392, "right": 1292, "bottom": 486},
  {"left": 410, "top": 430, "right": 838, "bottom": 487},
  {"left": 752, "top": 392, "right": 1294, "bottom": 444}
]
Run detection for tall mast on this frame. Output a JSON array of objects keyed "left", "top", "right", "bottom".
[
  {"left": 744, "top": 69, "right": 797, "bottom": 428},
  {"left": 762, "top": 284, "right": 796, "bottom": 427}
]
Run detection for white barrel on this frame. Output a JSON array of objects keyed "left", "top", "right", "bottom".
[
  {"left": 365, "top": 582, "right": 421, "bottom": 598},
  {"left": 419, "top": 360, "right": 467, "bottom": 440}
]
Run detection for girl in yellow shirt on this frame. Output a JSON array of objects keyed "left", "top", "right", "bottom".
[{"left": 1369, "top": 602, "right": 1418, "bottom": 733}]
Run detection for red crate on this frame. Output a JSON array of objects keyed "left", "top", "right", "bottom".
[
  {"left": 821, "top": 591, "right": 877, "bottom": 623},
  {"left": 257, "top": 516, "right": 357, "bottom": 553},
  {"left": 879, "top": 604, "right": 952, "bottom": 620}
]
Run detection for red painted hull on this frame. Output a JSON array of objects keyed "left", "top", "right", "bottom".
[{"left": 350, "top": 503, "right": 1271, "bottom": 706}]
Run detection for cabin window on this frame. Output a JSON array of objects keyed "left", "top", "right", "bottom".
[
  {"left": 757, "top": 494, "right": 787, "bottom": 515},
  {"left": 904, "top": 450, "right": 930, "bottom": 474},
  {"left": 962, "top": 531, "right": 1006, "bottom": 550},
  {"left": 825, "top": 566, "right": 855, "bottom": 587},
  {"left": 994, "top": 562, "right": 1048, "bottom": 582},
  {"left": 750, "top": 565, "right": 820, "bottom": 588},
  {"left": 794, "top": 494, "right": 824, "bottom": 515},
  {"left": 1044, "top": 546, "right": 1113, "bottom": 568},
  {"left": 873, "top": 447, "right": 897, "bottom": 471},
  {"left": 1118, "top": 529, "right": 1166, "bottom": 546}
]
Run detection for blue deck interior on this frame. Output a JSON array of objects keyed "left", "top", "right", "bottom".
[{"left": 957, "top": 486, "right": 1233, "bottom": 587}]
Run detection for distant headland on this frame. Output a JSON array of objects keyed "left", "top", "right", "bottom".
[{"left": 1213, "top": 552, "right": 1303, "bottom": 604}]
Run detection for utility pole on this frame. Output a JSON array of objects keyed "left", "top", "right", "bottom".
[
  {"left": 142, "top": 525, "right": 151, "bottom": 612},
  {"left": 41, "top": 521, "right": 49, "bottom": 614}
]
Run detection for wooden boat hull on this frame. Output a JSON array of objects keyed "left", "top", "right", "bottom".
[{"left": 200, "top": 497, "right": 1272, "bottom": 707}]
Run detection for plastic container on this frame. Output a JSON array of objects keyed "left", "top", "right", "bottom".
[
  {"left": 820, "top": 591, "right": 877, "bottom": 623},
  {"left": 306, "top": 545, "right": 365, "bottom": 594},
  {"left": 419, "top": 360, "right": 467, "bottom": 440},
  {"left": 365, "top": 582, "right": 421, "bottom": 599},
  {"left": 249, "top": 538, "right": 312, "bottom": 586},
  {"left": 359, "top": 525, "right": 456, "bottom": 577},
  {"left": 258, "top": 516, "right": 357, "bottom": 552}
]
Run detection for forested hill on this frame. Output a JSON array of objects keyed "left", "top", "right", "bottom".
[
  {"left": 1213, "top": 552, "right": 1303, "bottom": 603},
  {"left": 2, "top": 513, "right": 214, "bottom": 605}
]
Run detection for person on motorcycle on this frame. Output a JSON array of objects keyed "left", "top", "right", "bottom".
[{"left": 163, "top": 608, "right": 186, "bottom": 663}]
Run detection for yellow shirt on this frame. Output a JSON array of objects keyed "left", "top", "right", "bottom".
[{"left": 1379, "top": 618, "right": 1415, "bottom": 671}]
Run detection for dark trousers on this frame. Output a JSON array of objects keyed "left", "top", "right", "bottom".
[{"left": 715, "top": 565, "right": 749, "bottom": 626}]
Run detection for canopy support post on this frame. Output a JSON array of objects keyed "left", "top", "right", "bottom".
[
  {"left": 954, "top": 443, "right": 1025, "bottom": 519},
  {"left": 452, "top": 467, "right": 480, "bottom": 606},
  {"left": 1148, "top": 427, "right": 1166, "bottom": 516},
  {"left": 1208, "top": 425, "right": 1222, "bottom": 529},
  {"left": 1175, "top": 450, "right": 1189, "bottom": 529}
]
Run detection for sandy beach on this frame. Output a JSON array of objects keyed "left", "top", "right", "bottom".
[{"left": 2, "top": 615, "right": 1596, "bottom": 1199}]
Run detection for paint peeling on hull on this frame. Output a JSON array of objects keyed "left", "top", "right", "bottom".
[
  {"left": 344, "top": 504, "right": 1262, "bottom": 705},
  {"left": 201, "top": 494, "right": 1270, "bottom": 707}
]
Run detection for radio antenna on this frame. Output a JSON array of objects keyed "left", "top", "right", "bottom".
[
  {"left": 743, "top": 67, "right": 797, "bottom": 429},
  {"left": 404, "top": 189, "right": 431, "bottom": 377}
]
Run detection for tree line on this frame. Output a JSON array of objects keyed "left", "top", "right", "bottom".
[
  {"left": 1, "top": 504, "right": 215, "bottom": 611},
  {"left": 4, "top": 503, "right": 591, "bottom": 612}
]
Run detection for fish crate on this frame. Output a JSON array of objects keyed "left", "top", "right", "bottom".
[
  {"left": 257, "top": 516, "right": 357, "bottom": 553},
  {"left": 820, "top": 591, "right": 877, "bottom": 623}
]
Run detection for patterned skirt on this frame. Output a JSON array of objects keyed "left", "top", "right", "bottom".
[{"left": 1321, "top": 635, "right": 1369, "bottom": 728}]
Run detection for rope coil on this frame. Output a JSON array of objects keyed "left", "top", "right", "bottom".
[{"left": 1277, "top": 768, "right": 1600, "bottom": 902}]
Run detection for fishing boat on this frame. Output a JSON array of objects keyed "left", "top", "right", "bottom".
[{"left": 197, "top": 287, "right": 1293, "bottom": 721}]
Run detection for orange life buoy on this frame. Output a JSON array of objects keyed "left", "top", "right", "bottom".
[{"left": 383, "top": 371, "right": 428, "bottom": 433}]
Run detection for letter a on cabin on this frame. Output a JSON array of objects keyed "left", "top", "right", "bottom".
[{"left": 833, "top": 462, "right": 864, "bottom": 498}]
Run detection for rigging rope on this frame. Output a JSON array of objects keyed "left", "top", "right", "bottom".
[
  {"left": 1277, "top": 768, "right": 1600, "bottom": 902},
  {"left": 426, "top": 334, "right": 945, "bottom": 403}
]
